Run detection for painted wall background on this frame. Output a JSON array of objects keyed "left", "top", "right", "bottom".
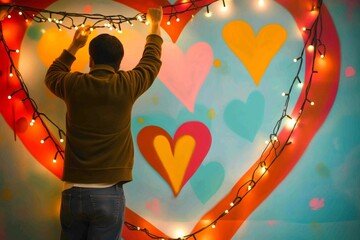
[{"left": 0, "top": 0, "right": 359, "bottom": 239}]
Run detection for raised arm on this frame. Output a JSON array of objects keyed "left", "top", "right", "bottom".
[{"left": 147, "top": 7, "right": 163, "bottom": 36}]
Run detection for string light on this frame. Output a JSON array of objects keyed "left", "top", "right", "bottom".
[
  {"left": 40, "top": 136, "right": 50, "bottom": 144},
  {"left": 258, "top": 0, "right": 265, "bottom": 7},
  {"left": 0, "top": 0, "right": 327, "bottom": 239},
  {"left": 204, "top": 5, "right": 212, "bottom": 18}
]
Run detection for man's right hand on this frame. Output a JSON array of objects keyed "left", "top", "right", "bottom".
[
  {"left": 67, "top": 25, "right": 91, "bottom": 56},
  {"left": 147, "top": 7, "right": 163, "bottom": 36}
]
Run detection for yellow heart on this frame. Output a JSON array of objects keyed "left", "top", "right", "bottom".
[
  {"left": 223, "top": 21, "right": 287, "bottom": 86},
  {"left": 37, "top": 28, "right": 94, "bottom": 71},
  {"left": 153, "top": 135, "right": 196, "bottom": 196}
]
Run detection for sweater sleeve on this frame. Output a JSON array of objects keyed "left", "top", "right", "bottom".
[
  {"left": 121, "top": 34, "right": 163, "bottom": 100},
  {"left": 44, "top": 50, "right": 76, "bottom": 100}
]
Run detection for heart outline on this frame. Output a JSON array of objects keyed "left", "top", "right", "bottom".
[{"left": 0, "top": 0, "right": 341, "bottom": 239}]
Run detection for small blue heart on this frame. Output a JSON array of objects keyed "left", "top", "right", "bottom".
[
  {"left": 190, "top": 162, "right": 225, "bottom": 204},
  {"left": 224, "top": 91, "right": 265, "bottom": 142}
]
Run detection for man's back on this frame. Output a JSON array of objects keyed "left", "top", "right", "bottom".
[{"left": 45, "top": 34, "right": 163, "bottom": 184}]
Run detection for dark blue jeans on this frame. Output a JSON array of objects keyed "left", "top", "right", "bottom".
[{"left": 60, "top": 183, "right": 125, "bottom": 240}]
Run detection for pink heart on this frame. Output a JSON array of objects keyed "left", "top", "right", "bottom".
[{"left": 158, "top": 42, "right": 213, "bottom": 112}]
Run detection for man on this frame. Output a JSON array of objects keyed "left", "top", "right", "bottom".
[{"left": 45, "top": 7, "right": 163, "bottom": 240}]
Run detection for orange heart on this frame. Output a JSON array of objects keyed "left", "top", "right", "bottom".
[
  {"left": 37, "top": 28, "right": 94, "bottom": 71},
  {"left": 223, "top": 21, "right": 287, "bottom": 86},
  {"left": 154, "top": 134, "right": 195, "bottom": 195}
]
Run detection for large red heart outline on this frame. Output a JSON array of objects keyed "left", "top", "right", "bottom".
[{"left": 0, "top": 0, "right": 340, "bottom": 239}]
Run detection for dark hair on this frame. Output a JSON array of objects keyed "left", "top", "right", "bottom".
[{"left": 89, "top": 34, "right": 124, "bottom": 71}]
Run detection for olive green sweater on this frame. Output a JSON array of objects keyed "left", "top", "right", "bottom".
[{"left": 45, "top": 34, "right": 163, "bottom": 184}]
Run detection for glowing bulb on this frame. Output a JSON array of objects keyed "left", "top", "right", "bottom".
[
  {"left": 298, "top": 82, "right": 304, "bottom": 88},
  {"left": 230, "top": 202, "right": 234, "bottom": 207},
  {"left": 302, "top": 27, "right": 307, "bottom": 31},
  {"left": 167, "top": 20, "right": 171, "bottom": 25},
  {"left": 307, "top": 44, "right": 314, "bottom": 51},
  {"left": 30, "top": 119, "right": 35, "bottom": 126},
  {"left": 117, "top": 29, "right": 123, "bottom": 34},
  {"left": 225, "top": 209, "right": 229, "bottom": 214},
  {"left": 176, "top": 17, "right": 180, "bottom": 22},
  {"left": 265, "top": 140, "right": 269, "bottom": 144},
  {"left": 7, "top": 95, "right": 12, "bottom": 100},
  {"left": 18, "top": 11, "right": 23, "bottom": 16},
  {"left": 205, "top": 11, "right": 212, "bottom": 17},
  {"left": 261, "top": 166, "right": 267, "bottom": 174},
  {"left": 258, "top": 0, "right": 265, "bottom": 7},
  {"left": 286, "top": 117, "right": 297, "bottom": 129},
  {"left": 40, "top": 139, "right": 45, "bottom": 144},
  {"left": 136, "top": 226, "right": 141, "bottom": 231},
  {"left": 60, "top": 138, "right": 64, "bottom": 143},
  {"left": 16, "top": 49, "right": 20, "bottom": 53},
  {"left": 9, "top": 73, "right": 13, "bottom": 77},
  {"left": 7, "top": 14, "right": 11, "bottom": 19},
  {"left": 212, "top": 224, "right": 216, "bottom": 229},
  {"left": 310, "top": 101, "right": 315, "bottom": 106},
  {"left": 48, "top": 18, "right": 52, "bottom": 22},
  {"left": 320, "top": 54, "right": 325, "bottom": 58},
  {"left": 53, "top": 159, "right": 57, "bottom": 163},
  {"left": 248, "top": 185, "right": 252, "bottom": 191}
]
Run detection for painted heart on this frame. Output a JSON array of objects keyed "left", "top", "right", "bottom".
[
  {"left": 223, "top": 21, "right": 287, "bottom": 86},
  {"left": 37, "top": 28, "right": 94, "bottom": 71},
  {"left": 158, "top": 42, "right": 213, "bottom": 112},
  {"left": 224, "top": 91, "right": 265, "bottom": 142},
  {"left": 0, "top": 0, "right": 340, "bottom": 239},
  {"left": 114, "top": 0, "right": 217, "bottom": 42},
  {"left": 137, "top": 121, "right": 212, "bottom": 197},
  {"left": 190, "top": 162, "right": 225, "bottom": 204}
]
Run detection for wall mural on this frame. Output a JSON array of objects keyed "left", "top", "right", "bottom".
[{"left": 0, "top": 0, "right": 359, "bottom": 239}]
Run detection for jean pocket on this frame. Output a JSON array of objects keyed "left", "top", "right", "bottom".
[
  {"left": 60, "top": 191, "right": 73, "bottom": 228},
  {"left": 90, "top": 194, "right": 124, "bottom": 228}
]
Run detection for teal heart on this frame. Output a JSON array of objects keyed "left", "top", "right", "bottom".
[
  {"left": 190, "top": 162, "right": 225, "bottom": 204},
  {"left": 224, "top": 91, "right": 265, "bottom": 142}
]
